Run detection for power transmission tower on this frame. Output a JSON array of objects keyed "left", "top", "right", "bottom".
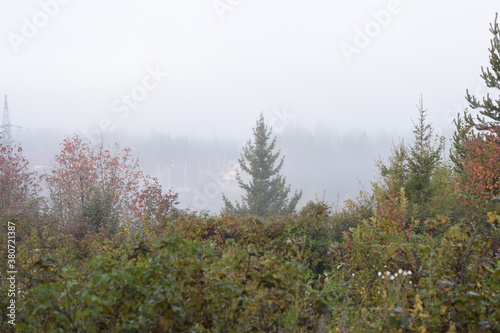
[{"left": 1, "top": 95, "right": 13, "bottom": 145}]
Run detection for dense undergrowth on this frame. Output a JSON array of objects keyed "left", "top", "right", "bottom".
[{"left": 1, "top": 197, "right": 499, "bottom": 332}]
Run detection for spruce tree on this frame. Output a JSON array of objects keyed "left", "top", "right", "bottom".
[
  {"left": 452, "top": 14, "right": 499, "bottom": 174},
  {"left": 450, "top": 111, "right": 472, "bottom": 173},
  {"left": 453, "top": 14, "right": 500, "bottom": 219},
  {"left": 376, "top": 97, "right": 445, "bottom": 221},
  {"left": 376, "top": 140, "right": 408, "bottom": 192},
  {"left": 222, "top": 114, "right": 302, "bottom": 217},
  {"left": 465, "top": 13, "right": 500, "bottom": 130},
  {"left": 406, "top": 97, "right": 444, "bottom": 207}
]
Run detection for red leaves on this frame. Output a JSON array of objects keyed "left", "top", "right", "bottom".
[
  {"left": 45, "top": 135, "right": 177, "bottom": 230},
  {"left": 458, "top": 126, "right": 500, "bottom": 208},
  {"left": 0, "top": 143, "right": 40, "bottom": 218},
  {"left": 373, "top": 181, "right": 408, "bottom": 234}
]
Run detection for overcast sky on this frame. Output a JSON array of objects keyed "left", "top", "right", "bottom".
[{"left": 1, "top": 1, "right": 499, "bottom": 141}]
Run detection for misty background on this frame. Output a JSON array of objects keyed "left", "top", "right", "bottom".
[{"left": 1, "top": 1, "right": 499, "bottom": 213}]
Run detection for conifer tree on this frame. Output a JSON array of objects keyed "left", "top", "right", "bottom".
[
  {"left": 376, "top": 140, "right": 408, "bottom": 192},
  {"left": 406, "top": 97, "right": 444, "bottom": 207},
  {"left": 452, "top": 14, "right": 499, "bottom": 174},
  {"left": 377, "top": 97, "right": 445, "bottom": 221},
  {"left": 453, "top": 14, "right": 500, "bottom": 216},
  {"left": 223, "top": 114, "right": 302, "bottom": 217},
  {"left": 465, "top": 13, "right": 500, "bottom": 131},
  {"left": 450, "top": 111, "right": 472, "bottom": 173}
]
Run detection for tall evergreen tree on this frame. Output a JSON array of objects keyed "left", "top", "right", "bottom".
[
  {"left": 465, "top": 13, "right": 500, "bottom": 131},
  {"left": 376, "top": 97, "right": 445, "bottom": 221},
  {"left": 452, "top": 14, "right": 499, "bottom": 181},
  {"left": 406, "top": 97, "right": 444, "bottom": 207},
  {"left": 450, "top": 111, "right": 472, "bottom": 173},
  {"left": 223, "top": 114, "right": 302, "bottom": 217},
  {"left": 376, "top": 139, "right": 408, "bottom": 192},
  {"left": 453, "top": 14, "right": 500, "bottom": 218}
]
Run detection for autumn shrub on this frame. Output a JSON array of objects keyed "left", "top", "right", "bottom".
[
  {"left": 457, "top": 127, "right": 500, "bottom": 223},
  {"left": 17, "top": 235, "right": 329, "bottom": 332},
  {"left": 44, "top": 135, "right": 178, "bottom": 234},
  {"left": 0, "top": 143, "right": 41, "bottom": 221},
  {"left": 169, "top": 208, "right": 336, "bottom": 274},
  {"left": 329, "top": 191, "right": 374, "bottom": 242},
  {"left": 334, "top": 210, "right": 500, "bottom": 331}
]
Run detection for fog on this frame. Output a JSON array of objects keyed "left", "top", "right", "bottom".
[{"left": 1, "top": 1, "right": 499, "bottom": 213}]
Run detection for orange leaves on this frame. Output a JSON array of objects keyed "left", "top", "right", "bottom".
[
  {"left": 373, "top": 182, "right": 408, "bottom": 234},
  {"left": 0, "top": 143, "right": 41, "bottom": 218},
  {"left": 458, "top": 127, "right": 500, "bottom": 207},
  {"left": 45, "top": 135, "right": 178, "bottom": 231}
]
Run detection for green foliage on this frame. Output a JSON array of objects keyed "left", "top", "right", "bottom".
[
  {"left": 5, "top": 14, "right": 500, "bottom": 333},
  {"left": 336, "top": 211, "right": 500, "bottom": 332},
  {"left": 223, "top": 113, "right": 302, "bottom": 217},
  {"left": 450, "top": 111, "right": 472, "bottom": 173},
  {"left": 451, "top": 14, "right": 500, "bottom": 227},
  {"left": 406, "top": 98, "right": 445, "bottom": 210},
  {"left": 5, "top": 187, "right": 500, "bottom": 332},
  {"left": 377, "top": 139, "right": 408, "bottom": 193},
  {"left": 376, "top": 98, "right": 463, "bottom": 225},
  {"left": 466, "top": 13, "right": 500, "bottom": 129},
  {"left": 171, "top": 208, "right": 336, "bottom": 275},
  {"left": 16, "top": 236, "right": 319, "bottom": 332}
]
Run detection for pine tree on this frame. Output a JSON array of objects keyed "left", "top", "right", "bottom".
[
  {"left": 452, "top": 14, "right": 500, "bottom": 220},
  {"left": 406, "top": 97, "right": 444, "bottom": 207},
  {"left": 376, "top": 97, "right": 445, "bottom": 221},
  {"left": 376, "top": 139, "right": 408, "bottom": 192},
  {"left": 450, "top": 111, "right": 472, "bottom": 173},
  {"left": 465, "top": 13, "right": 500, "bottom": 131},
  {"left": 222, "top": 114, "right": 302, "bottom": 217}
]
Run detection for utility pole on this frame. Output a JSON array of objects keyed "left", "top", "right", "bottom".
[{"left": 1, "top": 95, "right": 12, "bottom": 145}]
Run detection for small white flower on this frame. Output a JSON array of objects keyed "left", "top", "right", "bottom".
[
  {"left": 390, "top": 275, "right": 395, "bottom": 280},
  {"left": 398, "top": 269, "right": 403, "bottom": 274},
  {"left": 352, "top": 273, "right": 355, "bottom": 277},
  {"left": 378, "top": 272, "right": 382, "bottom": 277},
  {"left": 408, "top": 271, "right": 412, "bottom": 275},
  {"left": 402, "top": 271, "right": 408, "bottom": 276},
  {"left": 394, "top": 273, "right": 398, "bottom": 277},
  {"left": 409, "top": 281, "right": 412, "bottom": 284},
  {"left": 386, "top": 271, "right": 391, "bottom": 276}
]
